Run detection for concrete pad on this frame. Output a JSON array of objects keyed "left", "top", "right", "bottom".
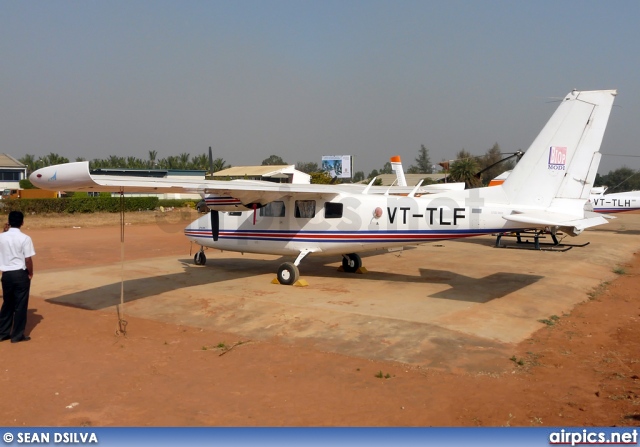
[{"left": 32, "top": 214, "right": 640, "bottom": 372}]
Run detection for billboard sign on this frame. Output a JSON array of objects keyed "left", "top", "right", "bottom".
[{"left": 321, "top": 155, "right": 352, "bottom": 179}]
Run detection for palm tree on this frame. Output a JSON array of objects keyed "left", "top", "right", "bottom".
[
  {"left": 178, "top": 152, "right": 190, "bottom": 169},
  {"left": 211, "top": 157, "right": 229, "bottom": 173},
  {"left": 18, "top": 154, "right": 37, "bottom": 174},
  {"left": 190, "top": 154, "right": 209, "bottom": 171},
  {"left": 42, "top": 153, "right": 70, "bottom": 166},
  {"left": 448, "top": 150, "right": 481, "bottom": 188},
  {"left": 148, "top": 150, "right": 158, "bottom": 168},
  {"left": 107, "top": 155, "right": 125, "bottom": 168}
]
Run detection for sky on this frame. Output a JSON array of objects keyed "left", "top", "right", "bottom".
[{"left": 1, "top": 0, "right": 638, "bottom": 176}]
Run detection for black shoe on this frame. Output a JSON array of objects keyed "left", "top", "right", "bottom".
[
  {"left": 0, "top": 335, "right": 10, "bottom": 342},
  {"left": 11, "top": 336, "right": 30, "bottom": 343}
]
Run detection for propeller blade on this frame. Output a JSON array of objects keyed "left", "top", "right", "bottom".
[{"left": 210, "top": 210, "right": 219, "bottom": 241}]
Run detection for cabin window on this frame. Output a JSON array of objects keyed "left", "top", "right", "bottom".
[
  {"left": 295, "top": 200, "right": 316, "bottom": 218},
  {"left": 324, "top": 202, "right": 343, "bottom": 219},
  {"left": 259, "top": 201, "right": 286, "bottom": 217},
  {"left": 228, "top": 212, "right": 242, "bottom": 216}
]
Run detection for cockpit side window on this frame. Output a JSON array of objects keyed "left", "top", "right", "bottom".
[{"left": 259, "top": 201, "right": 286, "bottom": 217}]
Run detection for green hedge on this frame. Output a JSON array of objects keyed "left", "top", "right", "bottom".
[{"left": 1, "top": 197, "right": 160, "bottom": 214}]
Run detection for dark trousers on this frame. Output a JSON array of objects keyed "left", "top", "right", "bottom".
[{"left": 0, "top": 269, "right": 31, "bottom": 340}]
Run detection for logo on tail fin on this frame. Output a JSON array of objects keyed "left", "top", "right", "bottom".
[{"left": 548, "top": 146, "right": 567, "bottom": 171}]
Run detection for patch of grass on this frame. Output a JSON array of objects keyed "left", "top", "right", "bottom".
[
  {"left": 374, "top": 370, "right": 392, "bottom": 379},
  {"left": 538, "top": 315, "right": 560, "bottom": 326},
  {"left": 613, "top": 266, "right": 626, "bottom": 275},
  {"left": 510, "top": 356, "right": 525, "bottom": 366},
  {"left": 216, "top": 342, "right": 227, "bottom": 349},
  {"left": 587, "top": 281, "right": 609, "bottom": 300}
]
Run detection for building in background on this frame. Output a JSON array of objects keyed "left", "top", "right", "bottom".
[
  {"left": 0, "top": 154, "right": 28, "bottom": 192},
  {"left": 210, "top": 165, "right": 310, "bottom": 184}
]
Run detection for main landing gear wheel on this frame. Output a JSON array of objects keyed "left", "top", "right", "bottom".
[
  {"left": 194, "top": 251, "right": 207, "bottom": 266},
  {"left": 341, "top": 253, "right": 362, "bottom": 273},
  {"left": 277, "top": 262, "right": 300, "bottom": 285}
]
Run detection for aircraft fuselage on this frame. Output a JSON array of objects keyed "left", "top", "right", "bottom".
[{"left": 184, "top": 191, "right": 528, "bottom": 256}]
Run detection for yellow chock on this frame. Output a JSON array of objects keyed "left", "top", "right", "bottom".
[
  {"left": 337, "top": 266, "right": 345, "bottom": 272},
  {"left": 271, "top": 277, "right": 309, "bottom": 287}
]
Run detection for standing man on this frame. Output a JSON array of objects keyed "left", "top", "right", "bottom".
[{"left": 0, "top": 211, "right": 36, "bottom": 343}]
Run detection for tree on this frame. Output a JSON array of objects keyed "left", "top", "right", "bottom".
[
  {"left": 261, "top": 155, "right": 286, "bottom": 165},
  {"left": 448, "top": 149, "right": 481, "bottom": 188},
  {"left": 295, "top": 162, "right": 319, "bottom": 174},
  {"left": 190, "top": 153, "right": 209, "bottom": 171},
  {"left": 595, "top": 167, "right": 640, "bottom": 193},
  {"left": 210, "top": 158, "right": 230, "bottom": 173},
  {"left": 476, "top": 143, "right": 516, "bottom": 186},
  {"left": 367, "top": 169, "right": 379, "bottom": 180},
  {"left": 42, "top": 152, "right": 69, "bottom": 166},
  {"left": 178, "top": 152, "right": 191, "bottom": 169},
  {"left": 310, "top": 171, "right": 333, "bottom": 184},
  {"left": 379, "top": 162, "right": 392, "bottom": 174},
  {"left": 353, "top": 171, "right": 365, "bottom": 182},
  {"left": 408, "top": 145, "right": 432, "bottom": 174},
  {"left": 148, "top": 150, "right": 158, "bottom": 168},
  {"left": 18, "top": 154, "right": 37, "bottom": 174}
]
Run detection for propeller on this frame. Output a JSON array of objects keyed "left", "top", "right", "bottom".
[{"left": 210, "top": 210, "right": 219, "bottom": 241}]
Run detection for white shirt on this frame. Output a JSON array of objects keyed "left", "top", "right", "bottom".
[{"left": 0, "top": 228, "right": 36, "bottom": 272}]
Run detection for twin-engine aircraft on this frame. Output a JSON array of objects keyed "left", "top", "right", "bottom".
[{"left": 31, "top": 89, "right": 617, "bottom": 285}]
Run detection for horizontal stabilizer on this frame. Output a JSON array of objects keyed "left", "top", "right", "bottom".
[{"left": 504, "top": 211, "right": 608, "bottom": 236}]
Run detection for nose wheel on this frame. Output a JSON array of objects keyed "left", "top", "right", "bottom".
[
  {"left": 277, "top": 262, "right": 300, "bottom": 285},
  {"left": 194, "top": 249, "right": 207, "bottom": 266}
]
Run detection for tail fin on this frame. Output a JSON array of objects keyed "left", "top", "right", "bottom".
[
  {"left": 502, "top": 90, "right": 616, "bottom": 208},
  {"left": 390, "top": 155, "right": 407, "bottom": 187}
]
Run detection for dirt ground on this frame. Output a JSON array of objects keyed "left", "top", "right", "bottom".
[{"left": 0, "top": 209, "right": 639, "bottom": 427}]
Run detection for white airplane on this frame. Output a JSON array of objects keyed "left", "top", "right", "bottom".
[
  {"left": 492, "top": 174, "right": 639, "bottom": 213},
  {"left": 30, "top": 89, "right": 617, "bottom": 285},
  {"left": 588, "top": 187, "right": 640, "bottom": 213}
]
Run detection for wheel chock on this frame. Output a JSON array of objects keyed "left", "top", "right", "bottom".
[{"left": 271, "top": 277, "right": 309, "bottom": 287}]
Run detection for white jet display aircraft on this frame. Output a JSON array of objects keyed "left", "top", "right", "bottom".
[{"left": 30, "top": 89, "right": 617, "bottom": 285}]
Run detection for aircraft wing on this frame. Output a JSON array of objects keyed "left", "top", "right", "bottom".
[{"left": 30, "top": 162, "right": 341, "bottom": 205}]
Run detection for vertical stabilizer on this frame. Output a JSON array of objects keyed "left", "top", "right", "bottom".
[
  {"left": 390, "top": 155, "right": 407, "bottom": 187},
  {"left": 502, "top": 90, "right": 616, "bottom": 208}
]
